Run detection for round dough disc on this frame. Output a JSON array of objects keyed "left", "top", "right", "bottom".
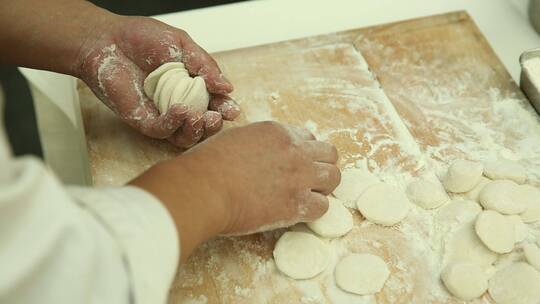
[
  {"left": 479, "top": 180, "right": 527, "bottom": 215},
  {"left": 518, "top": 185, "right": 540, "bottom": 223},
  {"left": 446, "top": 223, "right": 498, "bottom": 268},
  {"left": 334, "top": 253, "right": 390, "bottom": 295},
  {"left": 508, "top": 215, "right": 528, "bottom": 243},
  {"left": 333, "top": 168, "right": 379, "bottom": 208},
  {"left": 307, "top": 197, "right": 353, "bottom": 238},
  {"left": 356, "top": 183, "right": 410, "bottom": 226},
  {"left": 463, "top": 176, "right": 491, "bottom": 202},
  {"left": 443, "top": 160, "right": 483, "bottom": 193},
  {"left": 441, "top": 261, "right": 488, "bottom": 300},
  {"left": 406, "top": 178, "right": 449, "bottom": 209},
  {"left": 483, "top": 159, "right": 527, "bottom": 184},
  {"left": 523, "top": 243, "right": 540, "bottom": 272},
  {"left": 437, "top": 200, "right": 482, "bottom": 224},
  {"left": 488, "top": 262, "right": 540, "bottom": 304},
  {"left": 475, "top": 210, "right": 515, "bottom": 254},
  {"left": 273, "top": 231, "right": 329, "bottom": 279}
]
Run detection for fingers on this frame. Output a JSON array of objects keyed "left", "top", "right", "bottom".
[
  {"left": 299, "top": 192, "right": 329, "bottom": 222},
  {"left": 167, "top": 112, "right": 205, "bottom": 148},
  {"left": 209, "top": 94, "right": 241, "bottom": 121},
  {"left": 284, "top": 125, "right": 316, "bottom": 142},
  {"left": 311, "top": 162, "right": 341, "bottom": 195},
  {"left": 203, "top": 111, "right": 223, "bottom": 138},
  {"left": 300, "top": 141, "right": 339, "bottom": 164},
  {"left": 140, "top": 104, "right": 189, "bottom": 138},
  {"left": 176, "top": 34, "right": 233, "bottom": 95}
]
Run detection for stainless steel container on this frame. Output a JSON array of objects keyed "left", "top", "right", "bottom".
[
  {"left": 531, "top": 0, "right": 540, "bottom": 33},
  {"left": 520, "top": 48, "right": 540, "bottom": 113}
]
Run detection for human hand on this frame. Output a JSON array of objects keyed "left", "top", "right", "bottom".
[
  {"left": 191, "top": 121, "right": 341, "bottom": 235},
  {"left": 76, "top": 15, "right": 240, "bottom": 147},
  {"left": 131, "top": 121, "right": 340, "bottom": 259}
]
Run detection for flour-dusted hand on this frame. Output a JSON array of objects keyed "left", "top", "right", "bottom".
[
  {"left": 131, "top": 122, "right": 341, "bottom": 258},
  {"left": 76, "top": 16, "right": 240, "bottom": 147}
]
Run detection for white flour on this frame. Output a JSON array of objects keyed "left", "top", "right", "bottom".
[{"left": 169, "top": 41, "right": 540, "bottom": 303}]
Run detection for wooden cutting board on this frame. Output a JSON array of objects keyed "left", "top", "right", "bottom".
[{"left": 78, "top": 11, "right": 540, "bottom": 303}]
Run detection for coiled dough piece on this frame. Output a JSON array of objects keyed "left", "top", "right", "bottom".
[
  {"left": 441, "top": 261, "right": 488, "bottom": 301},
  {"left": 443, "top": 160, "right": 483, "bottom": 193},
  {"left": 143, "top": 62, "right": 209, "bottom": 114},
  {"left": 488, "top": 262, "right": 540, "bottom": 304}
]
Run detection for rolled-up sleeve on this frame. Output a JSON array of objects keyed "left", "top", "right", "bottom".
[{"left": 0, "top": 156, "right": 179, "bottom": 304}]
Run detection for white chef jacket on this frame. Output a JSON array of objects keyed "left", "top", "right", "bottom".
[{"left": 0, "top": 88, "right": 180, "bottom": 304}]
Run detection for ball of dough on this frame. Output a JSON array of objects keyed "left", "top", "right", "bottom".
[
  {"left": 356, "top": 183, "right": 410, "bottom": 226},
  {"left": 443, "top": 160, "right": 483, "bottom": 193},
  {"left": 143, "top": 62, "right": 210, "bottom": 114},
  {"left": 518, "top": 185, "right": 540, "bottom": 223},
  {"left": 437, "top": 200, "right": 482, "bottom": 224},
  {"left": 488, "top": 262, "right": 540, "bottom": 304},
  {"left": 333, "top": 168, "right": 379, "bottom": 208},
  {"left": 483, "top": 159, "right": 527, "bottom": 184},
  {"left": 307, "top": 197, "right": 353, "bottom": 238},
  {"left": 441, "top": 261, "right": 488, "bottom": 300},
  {"left": 463, "top": 176, "right": 491, "bottom": 202},
  {"left": 273, "top": 231, "right": 329, "bottom": 279},
  {"left": 406, "top": 178, "right": 449, "bottom": 209},
  {"left": 475, "top": 210, "right": 515, "bottom": 254},
  {"left": 334, "top": 253, "right": 390, "bottom": 295},
  {"left": 479, "top": 180, "right": 527, "bottom": 215},
  {"left": 523, "top": 243, "right": 540, "bottom": 272},
  {"left": 446, "top": 223, "right": 498, "bottom": 268}
]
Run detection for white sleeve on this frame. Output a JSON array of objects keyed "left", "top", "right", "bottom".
[{"left": 0, "top": 156, "right": 179, "bottom": 304}]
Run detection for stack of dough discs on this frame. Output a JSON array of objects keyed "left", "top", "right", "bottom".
[
  {"left": 334, "top": 253, "right": 390, "bottom": 295},
  {"left": 307, "top": 197, "right": 353, "bottom": 238},
  {"left": 143, "top": 62, "right": 210, "bottom": 114},
  {"left": 273, "top": 231, "right": 330, "bottom": 279}
]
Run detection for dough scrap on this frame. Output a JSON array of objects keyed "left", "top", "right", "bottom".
[
  {"left": 333, "top": 168, "right": 379, "bottom": 208},
  {"left": 143, "top": 62, "right": 209, "bottom": 114},
  {"left": 273, "top": 231, "right": 329, "bottom": 279},
  {"left": 441, "top": 261, "right": 488, "bottom": 300},
  {"left": 475, "top": 210, "right": 515, "bottom": 254},
  {"left": 437, "top": 200, "right": 482, "bottom": 224},
  {"left": 443, "top": 160, "right": 483, "bottom": 193},
  {"left": 518, "top": 185, "right": 540, "bottom": 223},
  {"left": 523, "top": 243, "right": 540, "bottom": 272},
  {"left": 446, "top": 223, "right": 498, "bottom": 268},
  {"left": 334, "top": 253, "right": 389, "bottom": 295},
  {"left": 479, "top": 180, "right": 527, "bottom": 215},
  {"left": 406, "top": 178, "right": 449, "bottom": 209},
  {"left": 307, "top": 197, "right": 353, "bottom": 238},
  {"left": 483, "top": 159, "right": 527, "bottom": 184},
  {"left": 463, "top": 176, "right": 491, "bottom": 202},
  {"left": 488, "top": 262, "right": 540, "bottom": 304},
  {"left": 356, "top": 183, "right": 410, "bottom": 226}
]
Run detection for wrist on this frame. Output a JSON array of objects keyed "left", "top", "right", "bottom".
[{"left": 129, "top": 156, "right": 229, "bottom": 261}]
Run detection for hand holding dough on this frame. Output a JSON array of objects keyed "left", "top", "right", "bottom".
[{"left": 144, "top": 62, "right": 210, "bottom": 114}]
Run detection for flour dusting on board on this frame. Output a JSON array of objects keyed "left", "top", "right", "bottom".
[{"left": 170, "top": 37, "right": 540, "bottom": 303}]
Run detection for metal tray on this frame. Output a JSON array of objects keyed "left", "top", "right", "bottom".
[{"left": 520, "top": 47, "right": 540, "bottom": 113}]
